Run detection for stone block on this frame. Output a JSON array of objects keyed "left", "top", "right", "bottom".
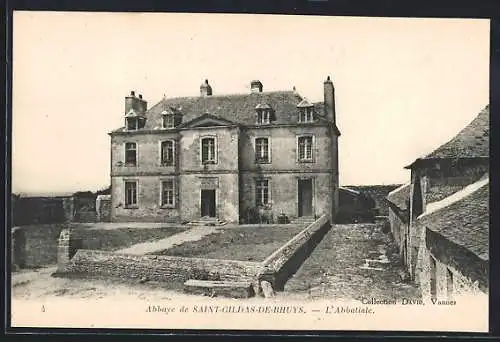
[{"left": 183, "top": 279, "right": 255, "bottom": 298}]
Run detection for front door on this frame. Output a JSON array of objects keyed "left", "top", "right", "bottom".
[
  {"left": 298, "top": 179, "right": 313, "bottom": 217},
  {"left": 201, "top": 189, "right": 216, "bottom": 218}
]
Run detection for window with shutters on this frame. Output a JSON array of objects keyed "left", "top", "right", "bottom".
[
  {"left": 124, "top": 180, "right": 138, "bottom": 207},
  {"left": 201, "top": 137, "right": 217, "bottom": 164},
  {"left": 161, "top": 179, "right": 175, "bottom": 207},
  {"left": 255, "top": 137, "right": 270, "bottom": 163},
  {"left": 125, "top": 142, "right": 137, "bottom": 166},
  {"left": 255, "top": 179, "right": 270, "bottom": 206},
  {"left": 297, "top": 136, "right": 314, "bottom": 162},
  {"left": 160, "top": 140, "right": 175, "bottom": 166}
]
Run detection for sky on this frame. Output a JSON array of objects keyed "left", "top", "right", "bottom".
[{"left": 12, "top": 12, "right": 489, "bottom": 194}]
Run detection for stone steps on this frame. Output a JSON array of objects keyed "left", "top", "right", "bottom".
[
  {"left": 183, "top": 279, "right": 255, "bottom": 298},
  {"left": 187, "top": 218, "right": 227, "bottom": 226}
]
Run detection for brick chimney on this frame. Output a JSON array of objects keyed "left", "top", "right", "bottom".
[
  {"left": 323, "top": 76, "right": 336, "bottom": 123},
  {"left": 200, "top": 79, "right": 213, "bottom": 97},
  {"left": 125, "top": 90, "right": 147, "bottom": 114},
  {"left": 251, "top": 80, "right": 263, "bottom": 93}
]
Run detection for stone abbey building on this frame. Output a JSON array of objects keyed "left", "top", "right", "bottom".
[{"left": 109, "top": 77, "right": 341, "bottom": 223}]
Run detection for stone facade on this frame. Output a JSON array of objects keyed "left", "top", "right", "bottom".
[
  {"left": 419, "top": 229, "right": 488, "bottom": 299},
  {"left": 109, "top": 78, "right": 340, "bottom": 223}
]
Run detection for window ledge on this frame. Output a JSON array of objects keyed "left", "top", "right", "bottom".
[
  {"left": 255, "top": 160, "right": 271, "bottom": 164},
  {"left": 298, "top": 159, "right": 314, "bottom": 163},
  {"left": 256, "top": 205, "right": 272, "bottom": 210},
  {"left": 123, "top": 163, "right": 138, "bottom": 167},
  {"left": 161, "top": 163, "right": 175, "bottom": 167},
  {"left": 124, "top": 205, "right": 139, "bottom": 209},
  {"left": 160, "top": 205, "right": 176, "bottom": 209},
  {"left": 202, "top": 161, "right": 217, "bottom": 165}
]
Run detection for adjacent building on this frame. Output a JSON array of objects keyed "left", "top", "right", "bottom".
[
  {"left": 109, "top": 78, "right": 341, "bottom": 223},
  {"left": 337, "top": 187, "right": 376, "bottom": 223},
  {"left": 386, "top": 183, "right": 410, "bottom": 263},
  {"left": 386, "top": 104, "right": 489, "bottom": 298}
]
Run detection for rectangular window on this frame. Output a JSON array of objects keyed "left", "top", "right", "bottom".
[
  {"left": 125, "top": 181, "right": 137, "bottom": 207},
  {"left": 125, "top": 142, "right": 137, "bottom": 166},
  {"left": 298, "top": 136, "right": 313, "bottom": 161},
  {"left": 161, "top": 180, "right": 175, "bottom": 207},
  {"left": 255, "top": 137, "right": 270, "bottom": 163},
  {"left": 162, "top": 114, "right": 174, "bottom": 129},
  {"left": 161, "top": 140, "right": 175, "bottom": 166},
  {"left": 201, "top": 137, "right": 216, "bottom": 163},
  {"left": 255, "top": 179, "right": 270, "bottom": 206},
  {"left": 257, "top": 110, "right": 270, "bottom": 124}
]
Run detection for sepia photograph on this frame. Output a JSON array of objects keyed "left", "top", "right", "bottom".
[{"left": 10, "top": 12, "right": 490, "bottom": 332}]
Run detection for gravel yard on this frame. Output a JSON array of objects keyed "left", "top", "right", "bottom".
[{"left": 281, "top": 223, "right": 420, "bottom": 300}]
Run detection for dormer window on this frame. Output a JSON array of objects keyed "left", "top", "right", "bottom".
[
  {"left": 257, "top": 110, "right": 270, "bottom": 124},
  {"left": 299, "top": 107, "right": 314, "bottom": 123},
  {"left": 255, "top": 104, "right": 273, "bottom": 125},
  {"left": 125, "top": 112, "right": 146, "bottom": 131},
  {"left": 297, "top": 98, "right": 314, "bottom": 123},
  {"left": 162, "top": 113, "right": 175, "bottom": 129},
  {"left": 126, "top": 117, "right": 138, "bottom": 130}
]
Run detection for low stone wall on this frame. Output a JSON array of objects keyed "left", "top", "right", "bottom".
[
  {"left": 258, "top": 213, "right": 331, "bottom": 291},
  {"left": 57, "top": 249, "right": 263, "bottom": 285},
  {"left": 11, "top": 227, "right": 26, "bottom": 269},
  {"left": 54, "top": 215, "right": 332, "bottom": 297}
]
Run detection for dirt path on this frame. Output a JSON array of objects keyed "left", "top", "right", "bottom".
[
  {"left": 115, "top": 225, "right": 219, "bottom": 255},
  {"left": 281, "top": 223, "right": 420, "bottom": 300}
]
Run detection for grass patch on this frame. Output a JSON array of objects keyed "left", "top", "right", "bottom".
[
  {"left": 14, "top": 223, "right": 188, "bottom": 267},
  {"left": 154, "top": 224, "right": 306, "bottom": 262}
]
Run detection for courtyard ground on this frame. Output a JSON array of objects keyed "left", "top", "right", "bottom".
[
  {"left": 12, "top": 222, "right": 419, "bottom": 302},
  {"left": 280, "top": 223, "right": 420, "bottom": 300}
]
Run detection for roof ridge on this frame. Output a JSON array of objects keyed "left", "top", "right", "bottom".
[
  {"left": 163, "top": 90, "right": 296, "bottom": 101},
  {"left": 387, "top": 183, "right": 411, "bottom": 197}
]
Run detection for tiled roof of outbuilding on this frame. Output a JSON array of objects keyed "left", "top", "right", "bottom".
[
  {"left": 417, "top": 179, "right": 489, "bottom": 261},
  {"left": 425, "top": 184, "right": 469, "bottom": 203},
  {"left": 386, "top": 183, "right": 411, "bottom": 210},
  {"left": 424, "top": 105, "right": 489, "bottom": 160}
]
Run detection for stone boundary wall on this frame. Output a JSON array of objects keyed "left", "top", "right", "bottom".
[
  {"left": 58, "top": 249, "right": 263, "bottom": 285},
  {"left": 258, "top": 213, "right": 331, "bottom": 291}
]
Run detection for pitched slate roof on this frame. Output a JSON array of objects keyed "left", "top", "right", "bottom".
[
  {"left": 417, "top": 178, "right": 489, "bottom": 261},
  {"left": 112, "top": 91, "right": 340, "bottom": 134},
  {"left": 386, "top": 183, "right": 411, "bottom": 210},
  {"left": 425, "top": 184, "right": 470, "bottom": 203},
  {"left": 425, "top": 105, "right": 489, "bottom": 159}
]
